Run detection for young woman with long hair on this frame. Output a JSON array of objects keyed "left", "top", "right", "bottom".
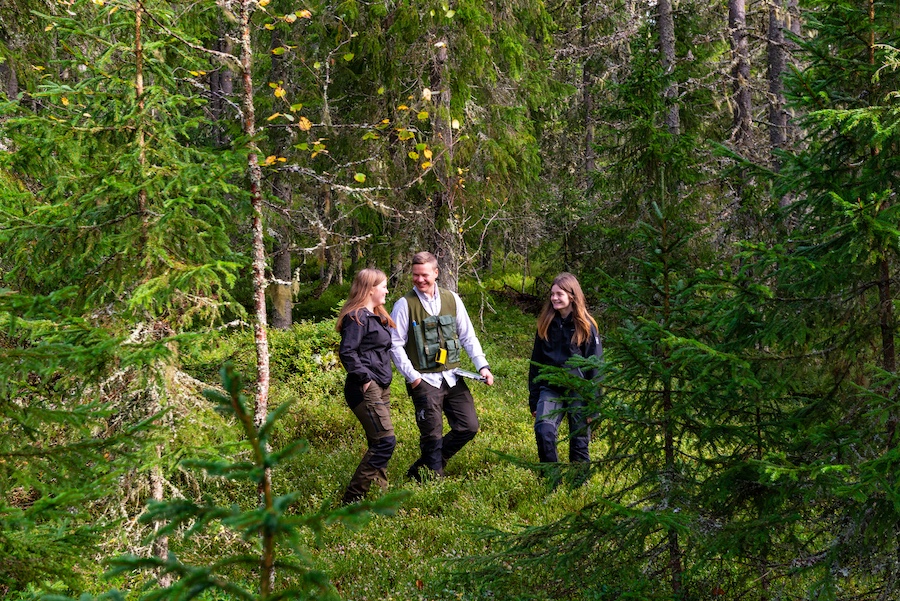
[
  {"left": 528, "top": 272, "right": 603, "bottom": 465},
  {"left": 335, "top": 268, "right": 397, "bottom": 504}
]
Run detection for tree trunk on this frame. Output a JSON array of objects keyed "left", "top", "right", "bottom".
[
  {"left": 657, "top": 0, "right": 680, "bottom": 135},
  {"left": 430, "top": 39, "right": 461, "bottom": 292},
  {"left": 136, "top": 9, "right": 170, "bottom": 586},
  {"left": 239, "top": 0, "right": 274, "bottom": 593},
  {"left": 268, "top": 30, "right": 293, "bottom": 330},
  {"left": 0, "top": 58, "right": 17, "bottom": 100},
  {"left": 238, "top": 0, "right": 270, "bottom": 435},
  {"left": 270, "top": 224, "right": 293, "bottom": 330},
  {"left": 210, "top": 16, "right": 234, "bottom": 147},
  {"left": 313, "top": 186, "right": 341, "bottom": 297},
  {"left": 767, "top": 2, "right": 787, "bottom": 159},
  {"left": 729, "top": 0, "right": 752, "bottom": 145},
  {"left": 581, "top": 0, "right": 595, "bottom": 173}
]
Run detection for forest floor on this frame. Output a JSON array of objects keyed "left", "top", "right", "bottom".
[{"left": 160, "top": 282, "right": 608, "bottom": 601}]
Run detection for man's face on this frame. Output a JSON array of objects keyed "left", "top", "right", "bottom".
[{"left": 412, "top": 262, "right": 439, "bottom": 295}]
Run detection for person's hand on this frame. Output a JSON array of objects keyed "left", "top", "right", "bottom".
[
  {"left": 411, "top": 378, "right": 422, "bottom": 389},
  {"left": 479, "top": 368, "right": 494, "bottom": 386},
  {"left": 362, "top": 381, "right": 371, "bottom": 392}
]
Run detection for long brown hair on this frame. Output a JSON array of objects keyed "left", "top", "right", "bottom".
[
  {"left": 536, "top": 272, "right": 597, "bottom": 345},
  {"left": 335, "top": 268, "right": 396, "bottom": 331}
]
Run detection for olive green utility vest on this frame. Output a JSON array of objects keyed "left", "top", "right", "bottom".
[{"left": 404, "top": 288, "right": 461, "bottom": 372}]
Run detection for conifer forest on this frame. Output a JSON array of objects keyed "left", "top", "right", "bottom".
[{"left": 2, "top": 0, "right": 900, "bottom": 599}]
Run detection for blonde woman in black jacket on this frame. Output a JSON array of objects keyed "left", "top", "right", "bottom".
[
  {"left": 336, "top": 268, "right": 396, "bottom": 504},
  {"left": 528, "top": 273, "right": 602, "bottom": 464}
]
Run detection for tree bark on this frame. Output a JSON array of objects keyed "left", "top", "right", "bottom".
[
  {"left": 767, "top": 2, "right": 787, "bottom": 160},
  {"left": 238, "top": 0, "right": 270, "bottom": 432},
  {"left": 238, "top": 0, "right": 274, "bottom": 592},
  {"left": 268, "top": 29, "right": 293, "bottom": 330},
  {"left": 210, "top": 16, "right": 234, "bottom": 147},
  {"left": 270, "top": 223, "right": 293, "bottom": 330},
  {"left": 581, "top": 0, "right": 596, "bottom": 173},
  {"left": 430, "top": 39, "right": 460, "bottom": 292},
  {"left": 729, "top": 0, "right": 752, "bottom": 145},
  {"left": 657, "top": 0, "right": 680, "bottom": 135},
  {"left": 313, "top": 186, "right": 342, "bottom": 297}
]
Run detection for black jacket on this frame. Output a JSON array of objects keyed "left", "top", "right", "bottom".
[
  {"left": 339, "top": 309, "right": 393, "bottom": 407},
  {"left": 528, "top": 312, "right": 602, "bottom": 413}
]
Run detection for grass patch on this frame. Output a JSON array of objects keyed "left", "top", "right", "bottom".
[{"left": 130, "top": 286, "right": 605, "bottom": 600}]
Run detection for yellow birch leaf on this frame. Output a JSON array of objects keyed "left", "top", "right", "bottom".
[
  {"left": 284, "top": 13, "right": 297, "bottom": 23},
  {"left": 423, "top": 148, "right": 433, "bottom": 159},
  {"left": 296, "top": 9, "right": 312, "bottom": 18},
  {"left": 264, "top": 155, "right": 277, "bottom": 166},
  {"left": 266, "top": 113, "right": 282, "bottom": 121},
  {"left": 265, "top": 23, "right": 275, "bottom": 29},
  {"left": 408, "top": 151, "right": 419, "bottom": 160},
  {"left": 417, "top": 111, "right": 429, "bottom": 121},
  {"left": 354, "top": 173, "right": 366, "bottom": 183},
  {"left": 61, "top": 96, "right": 69, "bottom": 106},
  {"left": 421, "top": 161, "right": 432, "bottom": 170},
  {"left": 259, "top": 0, "right": 270, "bottom": 6},
  {"left": 398, "top": 104, "right": 409, "bottom": 111},
  {"left": 298, "top": 116, "right": 312, "bottom": 131}
]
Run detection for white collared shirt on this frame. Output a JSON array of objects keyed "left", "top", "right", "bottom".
[{"left": 390, "top": 286, "right": 489, "bottom": 387}]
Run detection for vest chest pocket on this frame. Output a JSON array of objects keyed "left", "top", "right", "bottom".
[
  {"left": 437, "top": 315, "right": 461, "bottom": 364},
  {"left": 422, "top": 317, "right": 443, "bottom": 365}
]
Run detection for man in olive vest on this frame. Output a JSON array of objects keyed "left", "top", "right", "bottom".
[{"left": 390, "top": 251, "right": 494, "bottom": 481}]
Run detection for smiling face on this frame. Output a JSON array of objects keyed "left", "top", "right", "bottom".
[
  {"left": 411, "top": 261, "right": 439, "bottom": 296},
  {"left": 549, "top": 284, "right": 572, "bottom": 318},
  {"left": 368, "top": 278, "right": 389, "bottom": 309}
]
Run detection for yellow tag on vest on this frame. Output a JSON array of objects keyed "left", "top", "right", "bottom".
[{"left": 436, "top": 348, "right": 448, "bottom": 364}]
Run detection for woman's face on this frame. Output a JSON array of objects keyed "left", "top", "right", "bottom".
[
  {"left": 370, "top": 279, "right": 389, "bottom": 308},
  {"left": 550, "top": 284, "right": 572, "bottom": 317}
]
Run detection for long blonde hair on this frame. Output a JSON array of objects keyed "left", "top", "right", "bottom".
[
  {"left": 536, "top": 272, "right": 597, "bottom": 346},
  {"left": 335, "top": 268, "right": 396, "bottom": 331}
]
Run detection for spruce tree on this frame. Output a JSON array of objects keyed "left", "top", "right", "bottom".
[{"left": 0, "top": 0, "right": 243, "bottom": 591}]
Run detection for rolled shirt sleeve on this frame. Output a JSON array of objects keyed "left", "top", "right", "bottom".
[
  {"left": 452, "top": 293, "right": 489, "bottom": 372},
  {"left": 389, "top": 296, "right": 422, "bottom": 384}
]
